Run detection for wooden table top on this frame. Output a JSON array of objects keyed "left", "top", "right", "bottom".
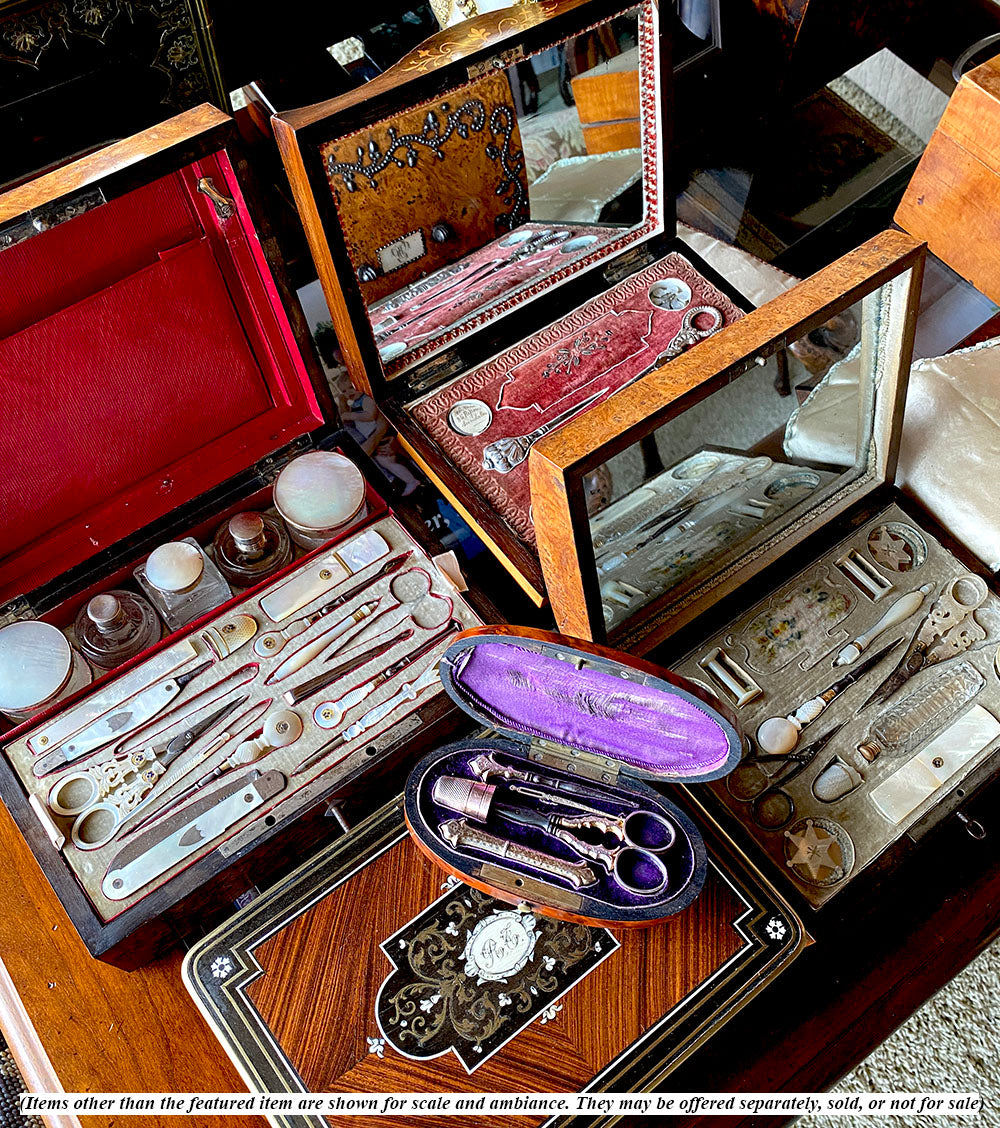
[{"left": 1, "top": 769, "right": 998, "bottom": 1128}]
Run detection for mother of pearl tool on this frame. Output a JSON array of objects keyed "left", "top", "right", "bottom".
[
  {"left": 48, "top": 696, "right": 246, "bottom": 851},
  {"left": 833, "top": 584, "right": 933, "bottom": 666},
  {"left": 726, "top": 724, "right": 846, "bottom": 831},
  {"left": 755, "top": 638, "right": 901, "bottom": 755},
  {"left": 108, "top": 661, "right": 259, "bottom": 760},
  {"left": 120, "top": 707, "right": 303, "bottom": 839},
  {"left": 253, "top": 551, "right": 412, "bottom": 658},
  {"left": 113, "top": 696, "right": 274, "bottom": 836},
  {"left": 859, "top": 573, "right": 989, "bottom": 711},
  {"left": 263, "top": 600, "right": 379, "bottom": 685},
  {"left": 281, "top": 628, "right": 413, "bottom": 706},
  {"left": 31, "top": 658, "right": 214, "bottom": 778},
  {"left": 258, "top": 527, "right": 390, "bottom": 622},
  {"left": 309, "top": 623, "right": 459, "bottom": 731},
  {"left": 291, "top": 628, "right": 458, "bottom": 777}
]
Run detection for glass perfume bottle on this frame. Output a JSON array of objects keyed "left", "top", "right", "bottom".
[
  {"left": 74, "top": 591, "right": 161, "bottom": 670},
  {"left": 134, "top": 538, "right": 232, "bottom": 631},
  {"left": 212, "top": 512, "right": 293, "bottom": 588}
]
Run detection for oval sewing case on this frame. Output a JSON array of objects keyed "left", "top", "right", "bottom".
[{"left": 404, "top": 626, "right": 743, "bottom": 927}]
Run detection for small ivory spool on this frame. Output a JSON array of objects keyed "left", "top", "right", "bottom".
[{"left": 274, "top": 452, "right": 366, "bottom": 549}]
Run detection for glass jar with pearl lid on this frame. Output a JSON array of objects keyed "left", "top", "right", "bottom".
[
  {"left": 134, "top": 538, "right": 232, "bottom": 630},
  {"left": 0, "top": 621, "right": 92, "bottom": 723},
  {"left": 273, "top": 451, "right": 367, "bottom": 550}
]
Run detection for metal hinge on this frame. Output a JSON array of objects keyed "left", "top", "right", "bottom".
[
  {"left": 197, "top": 177, "right": 236, "bottom": 221},
  {"left": 0, "top": 187, "right": 106, "bottom": 250},
  {"left": 408, "top": 349, "right": 464, "bottom": 395},
  {"left": 0, "top": 596, "right": 35, "bottom": 628},
  {"left": 468, "top": 45, "right": 524, "bottom": 79},
  {"left": 525, "top": 737, "right": 621, "bottom": 785},
  {"left": 251, "top": 435, "right": 314, "bottom": 484},
  {"left": 603, "top": 246, "right": 656, "bottom": 285}
]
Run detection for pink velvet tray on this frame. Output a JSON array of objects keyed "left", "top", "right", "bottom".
[{"left": 410, "top": 252, "right": 744, "bottom": 544}]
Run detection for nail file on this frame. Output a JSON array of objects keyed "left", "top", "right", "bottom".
[
  {"left": 102, "top": 769, "right": 285, "bottom": 900},
  {"left": 27, "top": 640, "right": 197, "bottom": 757},
  {"left": 260, "top": 530, "right": 390, "bottom": 622}
]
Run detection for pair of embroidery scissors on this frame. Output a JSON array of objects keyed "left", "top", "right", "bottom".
[
  {"left": 726, "top": 724, "right": 846, "bottom": 830},
  {"left": 48, "top": 697, "right": 244, "bottom": 851}
]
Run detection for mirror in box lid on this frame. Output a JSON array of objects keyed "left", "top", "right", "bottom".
[
  {"left": 311, "top": 0, "right": 661, "bottom": 379},
  {"left": 532, "top": 230, "right": 926, "bottom": 652}
]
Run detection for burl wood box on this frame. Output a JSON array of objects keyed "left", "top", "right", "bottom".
[
  {"left": 0, "top": 107, "right": 491, "bottom": 968},
  {"left": 531, "top": 230, "right": 1000, "bottom": 906},
  {"left": 895, "top": 52, "right": 1000, "bottom": 305},
  {"left": 183, "top": 629, "right": 808, "bottom": 1124},
  {"left": 271, "top": 0, "right": 757, "bottom": 606}
]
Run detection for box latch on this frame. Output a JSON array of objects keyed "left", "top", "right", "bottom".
[{"left": 197, "top": 177, "right": 236, "bottom": 221}]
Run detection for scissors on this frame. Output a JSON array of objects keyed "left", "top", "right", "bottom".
[
  {"left": 859, "top": 574, "right": 989, "bottom": 711},
  {"left": 726, "top": 724, "right": 845, "bottom": 830},
  {"left": 48, "top": 697, "right": 244, "bottom": 851},
  {"left": 495, "top": 800, "right": 678, "bottom": 896}
]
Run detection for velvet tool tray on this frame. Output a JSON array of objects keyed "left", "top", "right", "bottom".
[{"left": 404, "top": 627, "right": 743, "bottom": 926}]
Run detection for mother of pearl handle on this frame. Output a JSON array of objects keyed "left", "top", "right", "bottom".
[{"left": 834, "top": 583, "right": 933, "bottom": 667}]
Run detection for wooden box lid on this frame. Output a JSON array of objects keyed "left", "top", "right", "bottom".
[
  {"left": 0, "top": 105, "right": 329, "bottom": 605},
  {"left": 895, "top": 53, "right": 1000, "bottom": 305},
  {"left": 271, "top": 0, "right": 669, "bottom": 402},
  {"left": 530, "top": 230, "right": 927, "bottom": 652},
  {"left": 183, "top": 797, "right": 807, "bottom": 1122}
]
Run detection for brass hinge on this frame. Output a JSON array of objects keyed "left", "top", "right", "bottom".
[
  {"left": 0, "top": 596, "right": 35, "bottom": 628},
  {"left": 468, "top": 45, "right": 524, "bottom": 79},
  {"left": 408, "top": 350, "right": 465, "bottom": 395},
  {"left": 525, "top": 737, "right": 621, "bottom": 785},
  {"left": 252, "top": 435, "right": 314, "bottom": 483},
  {"left": 603, "top": 246, "right": 656, "bottom": 285}
]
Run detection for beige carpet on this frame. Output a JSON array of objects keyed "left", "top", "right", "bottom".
[{"left": 799, "top": 939, "right": 1000, "bottom": 1128}]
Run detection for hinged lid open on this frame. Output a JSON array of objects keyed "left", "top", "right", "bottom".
[
  {"left": 531, "top": 229, "right": 926, "bottom": 652},
  {"left": 438, "top": 626, "right": 742, "bottom": 783},
  {"left": 273, "top": 0, "right": 668, "bottom": 402},
  {"left": 0, "top": 105, "right": 328, "bottom": 604}
]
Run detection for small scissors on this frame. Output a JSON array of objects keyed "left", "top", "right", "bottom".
[
  {"left": 498, "top": 800, "right": 678, "bottom": 896},
  {"left": 726, "top": 724, "right": 845, "bottom": 830},
  {"left": 48, "top": 696, "right": 244, "bottom": 850}
]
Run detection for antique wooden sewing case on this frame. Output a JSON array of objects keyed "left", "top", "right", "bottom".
[
  {"left": 531, "top": 229, "right": 1000, "bottom": 907},
  {"left": 0, "top": 106, "right": 489, "bottom": 968},
  {"left": 271, "top": 0, "right": 754, "bottom": 606},
  {"left": 183, "top": 632, "right": 807, "bottom": 1127}
]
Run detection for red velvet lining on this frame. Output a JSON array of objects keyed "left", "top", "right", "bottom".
[{"left": 0, "top": 157, "right": 324, "bottom": 603}]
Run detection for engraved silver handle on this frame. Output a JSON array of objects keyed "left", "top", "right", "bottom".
[
  {"left": 481, "top": 388, "right": 606, "bottom": 474},
  {"left": 439, "top": 818, "right": 598, "bottom": 889}
]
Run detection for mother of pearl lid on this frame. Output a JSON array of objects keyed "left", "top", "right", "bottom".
[
  {"left": 0, "top": 621, "right": 73, "bottom": 712},
  {"left": 145, "top": 541, "right": 205, "bottom": 592},
  {"left": 273, "top": 452, "right": 365, "bottom": 533}
]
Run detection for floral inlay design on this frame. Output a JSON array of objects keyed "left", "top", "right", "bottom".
[
  {"left": 211, "top": 956, "right": 233, "bottom": 980},
  {"left": 374, "top": 885, "right": 617, "bottom": 1071},
  {"left": 742, "top": 580, "right": 854, "bottom": 674},
  {"left": 540, "top": 329, "right": 615, "bottom": 380}
]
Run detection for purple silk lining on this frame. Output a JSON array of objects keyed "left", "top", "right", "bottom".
[{"left": 450, "top": 643, "right": 730, "bottom": 776}]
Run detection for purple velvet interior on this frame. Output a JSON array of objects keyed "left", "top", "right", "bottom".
[
  {"left": 450, "top": 642, "right": 731, "bottom": 777},
  {"left": 418, "top": 741, "right": 696, "bottom": 911}
]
